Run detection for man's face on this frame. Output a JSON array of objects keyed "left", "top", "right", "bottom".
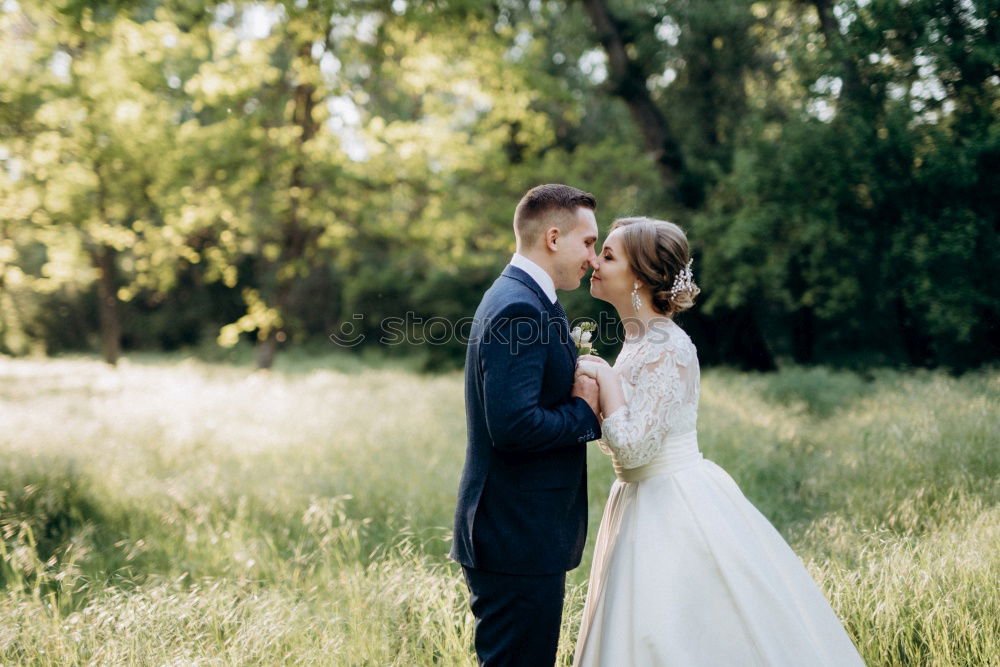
[{"left": 553, "top": 207, "right": 599, "bottom": 290}]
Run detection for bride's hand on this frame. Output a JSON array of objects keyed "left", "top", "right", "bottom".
[
  {"left": 576, "top": 355, "right": 610, "bottom": 379},
  {"left": 577, "top": 354, "right": 609, "bottom": 368},
  {"left": 575, "top": 359, "right": 606, "bottom": 380}
]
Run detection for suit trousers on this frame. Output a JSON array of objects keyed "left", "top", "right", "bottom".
[{"left": 462, "top": 566, "right": 567, "bottom": 666}]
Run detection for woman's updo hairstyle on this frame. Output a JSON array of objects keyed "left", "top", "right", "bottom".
[{"left": 610, "top": 217, "right": 700, "bottom": 316}]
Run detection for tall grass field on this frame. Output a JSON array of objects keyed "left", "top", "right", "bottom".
[{"left": 1, "top": 354, "right": 997, "bottom": 665}]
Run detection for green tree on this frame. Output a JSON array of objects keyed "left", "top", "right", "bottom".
[
  {"left": 1, "top": 2, "right": 200, "bottom": 363},
  {"left": 700, "top": 0, "right": 999, "bottom": 367}
]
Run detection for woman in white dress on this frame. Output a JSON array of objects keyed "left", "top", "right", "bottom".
[{"left": 573, "top": 217, "right": 864, "bottom": 666}]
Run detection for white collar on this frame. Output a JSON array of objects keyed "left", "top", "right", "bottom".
[{"left": 510, "top": 252, "right": 557, "bottom": 304}]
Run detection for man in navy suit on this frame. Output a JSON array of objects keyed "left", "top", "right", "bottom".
[{"left": 450, "top": 184, "right": 603, "bottom": 665}]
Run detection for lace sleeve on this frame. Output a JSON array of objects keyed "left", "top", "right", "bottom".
[{"left": 599, "top": 335, "right": 697, "bottom": 469}]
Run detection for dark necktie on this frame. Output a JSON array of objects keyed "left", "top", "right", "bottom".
[{"left": 552, "top": 300, "right": 570, "bottom": 339}]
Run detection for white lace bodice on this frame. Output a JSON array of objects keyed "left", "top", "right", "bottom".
[{"left": 599, "top": 318, "right": 700, "bottom": 469}]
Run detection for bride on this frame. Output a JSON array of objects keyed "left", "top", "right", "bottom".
[{"left": 573, "top": 217, "right": 865, "bottom": 666}]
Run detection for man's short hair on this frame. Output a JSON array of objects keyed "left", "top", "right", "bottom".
[{"left": 513, "top": 184, "right": 597, "bottom": 247}]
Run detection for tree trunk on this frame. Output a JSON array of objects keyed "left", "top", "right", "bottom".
[
  {"left": 729, "top": 306, "right": 778, "bottom": 371},
  {"left": 253, "top": 42, "right": 319, "bottom": 370},
  {"left": 894, "top": 296, "right": 933, "bottom": 366},
  {"left": 255, "top": 329, "right": 280, "bottom": 370},
  {"left": 90, "top": 244, "right": 121, "bottom": 366},
  {"left": 788, "top": 255, "right": 815, "bottom": 363},
  {"left": 581, "top": 0, "right": 775, "bottom": 370},
  {"left": 579, "top": 0, "right": 684, "bottom": 191},
  {"left": 790, "top": 306, "right": 815, "bottom": 363},
  {"left": 809, "top": 0, "right": 866, "bottom": 104}
]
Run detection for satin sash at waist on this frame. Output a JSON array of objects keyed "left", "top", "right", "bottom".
[{"left": 613, "top": 431, "right": 703, "bottom": 483}]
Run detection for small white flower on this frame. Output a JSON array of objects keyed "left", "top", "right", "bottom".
[{"left": 571, "top": 319, "right": 600, "bottom": 355}]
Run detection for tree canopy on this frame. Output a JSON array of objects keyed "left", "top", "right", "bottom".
[{"left": 2, "top": 0, "right": 997, "bottom": 370}]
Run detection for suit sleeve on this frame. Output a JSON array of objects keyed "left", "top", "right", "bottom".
[{"left": 480, "top": 301, "right": 601, "bottom": 453}]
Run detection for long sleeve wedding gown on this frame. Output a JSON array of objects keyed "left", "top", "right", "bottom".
[{"left": 574, "top": 319, "right": 865, "bottom": 666}]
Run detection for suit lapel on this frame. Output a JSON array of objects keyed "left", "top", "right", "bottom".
[{"left": 500, "top": 264, "right": 545, "bottom": 300}]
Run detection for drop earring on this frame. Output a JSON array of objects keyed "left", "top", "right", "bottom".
[{"left": 631, "top": 281, "right": 642, "bottom": 313}]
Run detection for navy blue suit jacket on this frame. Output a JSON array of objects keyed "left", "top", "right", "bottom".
[{"left": 450, "top": 265, "right": 601, "bottom": 575}]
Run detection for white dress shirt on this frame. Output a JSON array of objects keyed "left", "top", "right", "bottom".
[{"left": 510, "top": 253, "right": 557, "bottom": 304}]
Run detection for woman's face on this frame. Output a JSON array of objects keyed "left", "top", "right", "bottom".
[{"left": 589, "top": 228, "right": 636, "bottom": 306}]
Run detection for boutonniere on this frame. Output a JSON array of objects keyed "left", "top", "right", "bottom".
[{"left": 570, "top": 320, "right": 599, "bottom": 356}]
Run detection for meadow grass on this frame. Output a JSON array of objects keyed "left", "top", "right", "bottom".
[{"left": 0, "top": 353, "right": 997, "bottom": 665}]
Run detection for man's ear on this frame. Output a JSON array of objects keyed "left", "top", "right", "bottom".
[{"left": 544, "top": 227, "right": 560, "bottom": 252}]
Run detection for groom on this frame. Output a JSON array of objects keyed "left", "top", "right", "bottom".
[{"left": 450, "top": 184, "right": 603, "bottom": 665}]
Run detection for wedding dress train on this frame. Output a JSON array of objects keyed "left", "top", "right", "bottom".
[{"left": 574, "top": 319, "right": 864, "bottom": 666}]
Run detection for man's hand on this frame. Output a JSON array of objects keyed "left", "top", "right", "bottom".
[{"left": 572, "top": 373, "right": 600, "bottom": 417}]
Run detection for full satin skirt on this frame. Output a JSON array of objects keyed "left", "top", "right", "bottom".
[{"left": 574, "top": 443, "right": 865, "bottom": 666}]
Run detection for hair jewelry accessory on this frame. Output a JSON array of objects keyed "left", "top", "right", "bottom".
[{"left": 669, "top": 259, "right": 694, "bottom": 297}]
